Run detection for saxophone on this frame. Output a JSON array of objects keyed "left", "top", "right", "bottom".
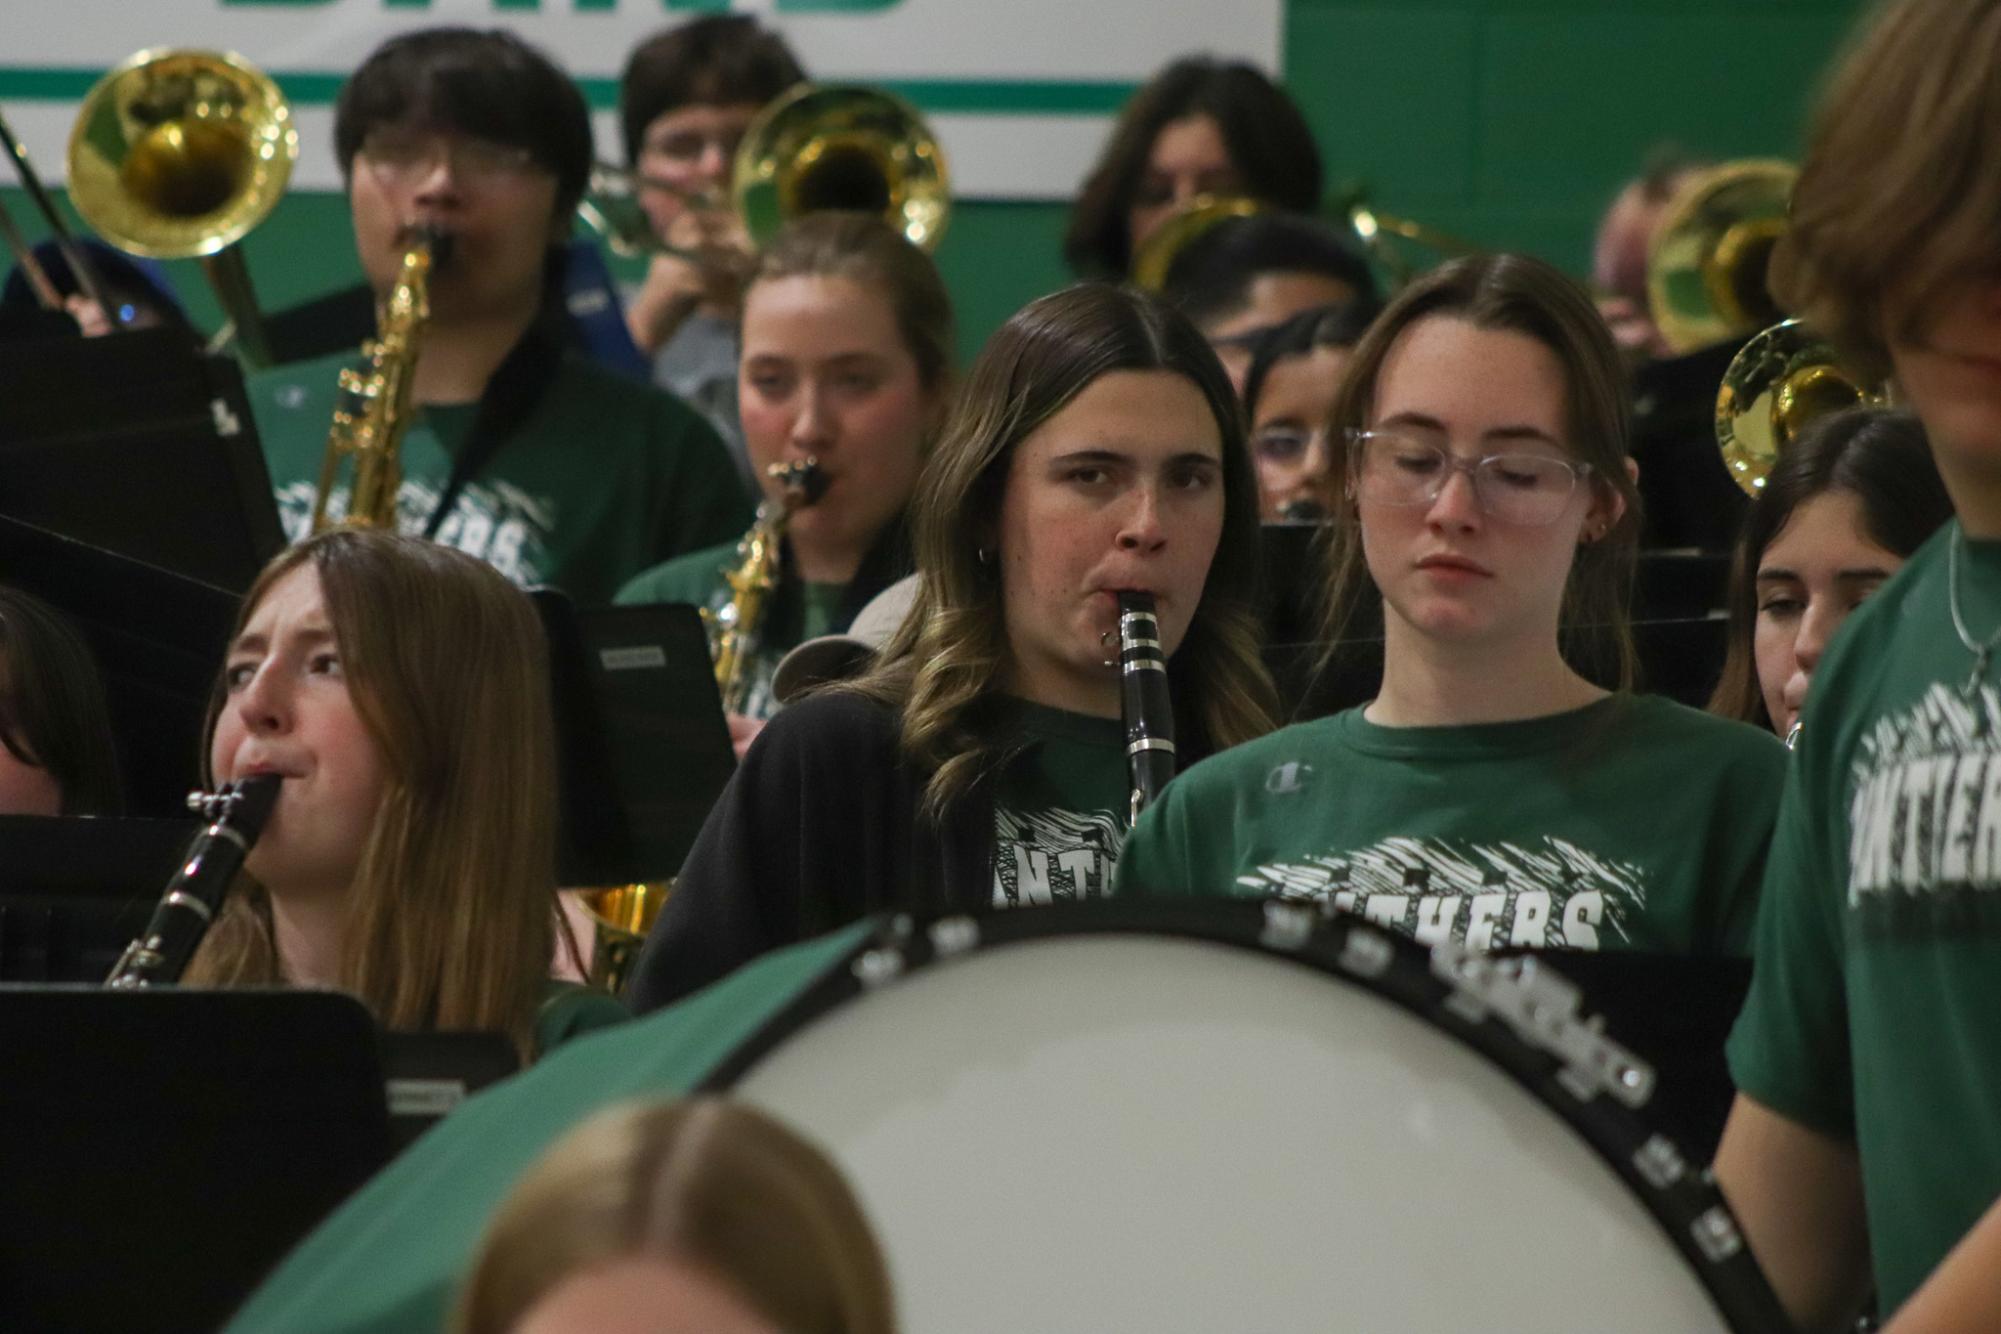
[
  {"left": 710, "top": 458, "right": 826, "bottom": 714},
  {"left": 310, "top": 228, "right": 449, "bottom": 532}
]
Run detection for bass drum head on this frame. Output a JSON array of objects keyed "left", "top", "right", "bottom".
[{"left": 721, "top": 908, "right": 1765, "bottom": 1332}]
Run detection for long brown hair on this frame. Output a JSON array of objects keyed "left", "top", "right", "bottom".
[
  {"left": 1316, "top": 252, "right": 1642, "bottom": 690},
  {"left": 848, "top": 283, "right": 1278, "bottom": 819},
  {"left": 186, "top": 530, "right": 566, "bottom": 1059},
  {"left": 453, "top": 1098, "right": 896, "bottom": 1334},
  {"left": 1707, "top": 408, "right": 1950, "bottom": 730},
  {"left": 1771, "top": 0, "right": 2001, "bottom": 382}
]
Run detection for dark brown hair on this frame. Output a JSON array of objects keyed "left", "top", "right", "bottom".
[
  {"left": 1063, "top": 58, "right": 1322, "bottom": 279},
  {"left": 1318, "top": 252, "right": 1643, "bottom": 689},
  {"left": 334, "top": 28, "right": 595, "bottom": 219},
  {"left": 1770, "top": 0, "right": 2001, "bottom": 381},
  {"left": 849, "top": 283, "right": 1278, "bottom": 818},
  {"left": 1707, "top": 407, "right": 1951, "bottom": 730},
  {"left": 454, "top": 1098, "right": 895, "bottom": 1334},
  {"left": 619, "top": 16, "right": 805, "bottom": 165},
  {"left": 0, "top": 587, "right": 122, "bottom": 815}
]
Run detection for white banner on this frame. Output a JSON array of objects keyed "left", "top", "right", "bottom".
[{"left": 0, "top": 0, "right": 1285, "bottom": 199}]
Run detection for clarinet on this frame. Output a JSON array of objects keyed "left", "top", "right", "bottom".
[
  {"left": 1117, "top": 591, "right": 1177, "bottom": 826},
  {"left": 105, "top": 774, "right": 283, "bottom": 989}
]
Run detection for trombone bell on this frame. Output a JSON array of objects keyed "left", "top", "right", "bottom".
[
  {"left": 1715, "top": 319, "right": 1882, "bottom": 497},
  {"left": 66, "top": 48, "right": 296, "bottom": 260},
  {"left": 733, "top": 84, "right": 950, "bottom": 252},
  {"left": 1646, "top": 159, "right": 1795, "bottom": 354}
]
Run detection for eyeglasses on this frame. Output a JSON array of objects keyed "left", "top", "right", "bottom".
[
  {"left": 641, "top": 128, "right": 747, "bottom": 166},
  {"left": 1346, "top": 428, "right": 1593, "bottom": 527},
  {"left": 358, "top": 131, "right": 545, "bottom": 186}
]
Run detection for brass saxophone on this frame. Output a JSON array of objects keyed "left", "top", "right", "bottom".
[
  {"left": 710, "top": 458, "right": 825, "bottom": 714},
  {"left": 310, "top": 228, "right": 448, "bottom": 531}
]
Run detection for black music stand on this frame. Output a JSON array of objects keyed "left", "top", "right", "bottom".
[
  {"left": 0, "top": 812, "right": 196, "bottom": 982},
  {"left": 0, "top": 987, "right": 394, "bottom": 1333},
  {"left": 533, "top": 591, "right": 737, "bottom": 885},
  {"left": 0, "top": 326, "right": 284, "bottom": 591},
  {"left": 0, "top": 514, "right": 239, "bottom": 815}
]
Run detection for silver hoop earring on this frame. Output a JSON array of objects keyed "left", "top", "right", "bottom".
[{"left": 976, "top": 546, "right": 994, "bottom": 566}]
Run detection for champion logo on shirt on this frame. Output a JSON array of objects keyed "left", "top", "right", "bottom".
[{"left": 1265, "top": 761, "right": 1314, "bottom": 795}]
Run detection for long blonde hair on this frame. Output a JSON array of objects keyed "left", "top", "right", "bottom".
[
  {"left": 185, "top": 531, "right": 565, "bottom": 1058},
  {"left": 849, "top": 283, "right": 1278, "bottom": 819},
  {"left": 454, "top": 1098, "right": 896, "bottom": 1334}
]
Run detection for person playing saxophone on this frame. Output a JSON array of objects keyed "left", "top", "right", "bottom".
[
  {"left": 615, "top": 214, "right": 952, "bottom": 758},
  {"left": 243, "top": 29, "right": 750, "bottom": 605}
]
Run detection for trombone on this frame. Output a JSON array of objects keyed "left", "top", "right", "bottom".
[
  {"left": 576, "top": 82, "right": 951, "bottom": 261},
  {"left": 1645, "top": 158, "right": 1794, "bottom": 354},
  {"left": 63, "top": 48, "right": 298, "bottom": 364},
  {"left": 0, "top": 111, "right": 122, "bottom": 321},
  {"left": 1714, "top": 318, "right": 1886, "bottom": 497},
  {"left": 1129, "top": 188, "right": 1476, "bottom": 293}
]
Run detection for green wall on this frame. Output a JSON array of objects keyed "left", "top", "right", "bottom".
[{"left": 3, "top": 0, "right": 1863, "bottom": 364}]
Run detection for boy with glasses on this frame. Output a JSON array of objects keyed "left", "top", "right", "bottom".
[{"left": 247, "top": 28, "right": 750, "bottom": 604}]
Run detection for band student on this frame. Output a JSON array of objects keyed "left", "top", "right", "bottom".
[
  {"left": 1714, "top": 2, "right": 2001, "bottom": 1328},
  {"left": 625, "top": 283, "right": 1279, "bottom": 1010},
  {"left": 453, "top": 1098, "right": 896, "bottom": 1334},
  {"left": 1062, "top": 56, "right": 1322, "bottom": 281},
  {"left": 1117, "top": 253, "right": 1784, "bottom": 957},
  {"left": 1706, "top": 407, "right": 1951, "bottom": 742},
  {"left": 186, "top": 530, "right": 626, "bottom": 1060},
  {"left": 0, "top": 586, "right": 123, "bottom": 816},
  {"left": 1242, "top": 300, "right": 1379, "bottom": 521},
  {"left": 617, "top": 15, "right": 806, "bottom": 487},
  {"left": 246, "top": 28, "right": 749, "bottom": 605},
  {"left": 616, "top": 214, "right": 953, "bottom": 753}
]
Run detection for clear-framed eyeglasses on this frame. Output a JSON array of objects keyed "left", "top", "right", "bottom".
[
  {"left": 1346, "top": 428, "right": 1594, "bottom": 527},
  {"left": 358, "top": 130, "right": 545, "bottom": 187}
]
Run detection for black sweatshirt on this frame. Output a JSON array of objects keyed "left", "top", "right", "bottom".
[{"left": 626, "top": 690, "right": 990, "bottom": 1012}]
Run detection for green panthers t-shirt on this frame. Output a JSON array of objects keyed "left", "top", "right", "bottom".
[
  {"left": 990, "top": 701, "right": 1129, "bottom": 906},
  {"left": 614, "top": 540, "right": 846, "bottom": 720},
  {"left": 1728, "top": 524, "right": 2001, "bottom": 1314},
  {"left": 1117, "top": 693, "right": 1783, "bottom": 956},
  {"left": 247, "top": 349, "right": 752, "bottom": 605}
]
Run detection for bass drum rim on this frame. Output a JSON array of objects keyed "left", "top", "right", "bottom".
[{"left": 698, "top": 898, "right": 1789, "bottom": 1334}]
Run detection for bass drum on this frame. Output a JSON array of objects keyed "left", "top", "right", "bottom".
[{"left": 704, "top": 900, "right": 1786, "bottom": 1333}]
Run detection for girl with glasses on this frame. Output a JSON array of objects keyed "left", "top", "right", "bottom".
[
  {"left": 1118, "top": 252, "right": 1785, "bottom": 959},
  {"left": 1242, "top": 300, "right": 1377, "bottom": 522}
]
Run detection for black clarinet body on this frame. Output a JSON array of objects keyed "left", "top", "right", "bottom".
[
  {"left": 1117, "top": 591, "right": 1178, "bottom": 825},
  {"left": 105, "top": 774, "right": 283, "bottom": 988}
]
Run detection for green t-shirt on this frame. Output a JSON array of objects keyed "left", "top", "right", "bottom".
[
  {"left": 614, "top": 540, "right": 846, "bottom": 720},
  {"left": 1117, "top": 693, "right": 1783, "bottom": 956},
  {"left": 990, "top": 702, "right": 1129, "bottom": 906},
  {"left": 247, "top": 349, "right": 753, "bottom": 605},
  {"left": 532, "top": 982, "right": 628, "bottom": 1058},
  {"left": 1727, "top": 525, "right": 2001, "bottom": 1313},
  {"left": 226, "top": 924, "right": 872, "bottom": 1333}
]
